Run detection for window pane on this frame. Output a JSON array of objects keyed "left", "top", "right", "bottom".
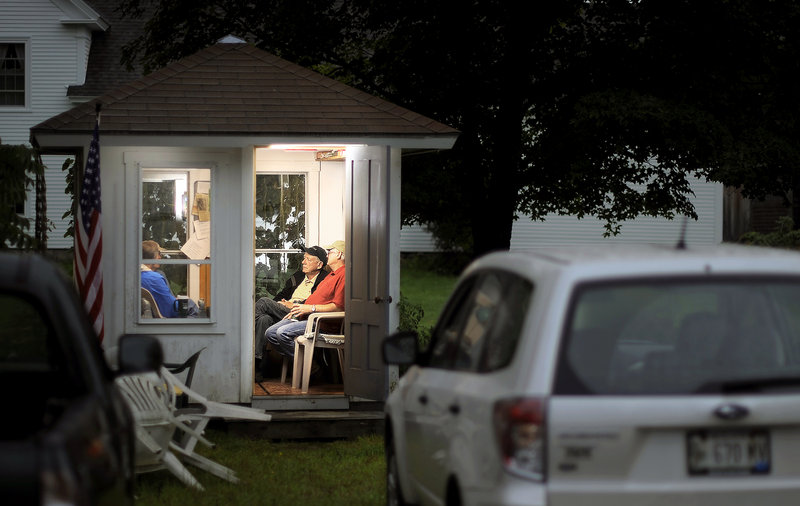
[
  {"left": 254, "top": 252, "right": 303, "bottom": 300},
  {"left": 0, "top": 293, "right": 48, "bottom": 364},
  {"left": 255, "top": 174, "right": 305, "bottom": 250},
  {"left": 480, "top": 275, "right": 532, "bottom": 371},
  {"left": 0, "top": 43, "right": 25, "bottom": 106},
  {"left": 140, "top": 168, "right": 210, "bottom": 320},
  {"left": 556, "top": 279, "right": 800, "bottom": 395},
  {"left": 428, "top": 277, "right": 477, "bottom": 368}
]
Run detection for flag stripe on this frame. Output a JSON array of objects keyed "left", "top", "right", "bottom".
[{"left": 76, "top": 121, "right": 104, "bottom": 343}]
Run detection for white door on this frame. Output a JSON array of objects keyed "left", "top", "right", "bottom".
[{"left": 344, "top": 146, "right": 394, "bottom": 400}]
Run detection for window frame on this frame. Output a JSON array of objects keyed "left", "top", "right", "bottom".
[
  {"left": 0, "top": 39, "right": 30, "bottom": 110},
  {"left": 137, "top": 165, "right": 214, "bottom": 324}
]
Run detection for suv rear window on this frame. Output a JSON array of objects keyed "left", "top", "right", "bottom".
[
  {"left": 554, "top": 277, "right": 800, "bottom": 394},
  {"left": 0, "top": 293, "right": 49, "bottom": 366}
]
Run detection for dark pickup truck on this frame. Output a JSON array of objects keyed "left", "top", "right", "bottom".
[{"left": 0, "top": 252, "right": 161, "bottom": 505}]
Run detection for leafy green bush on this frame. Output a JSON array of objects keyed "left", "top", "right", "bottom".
[
  {"left": 398, "top": 292, "right": 432, "bottom": 351},
  {"left": 739, "top": 216, "right": 800, "bottom": 249}
]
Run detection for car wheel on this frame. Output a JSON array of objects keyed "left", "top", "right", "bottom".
[{"left": 386, "top": 438, "right": 409, "bottom": 506}]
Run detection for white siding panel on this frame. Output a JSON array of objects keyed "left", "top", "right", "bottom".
[
  {"left": 1, "top": 0, "right": 93, "bottom": 248},
  {"left": 400, "top": 178, "right": 723, "bottom": 252},
  {"left": 42, "top": 154, "right": 73, "bottom": 249},
  {"left": 400, "top": 224, "right": 439, "bottom": 252},
  {"left": 510, "top": 178, "right": 722, "bottom": 249}
]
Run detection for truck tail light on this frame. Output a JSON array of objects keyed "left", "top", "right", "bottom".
[{"left": 494, "top": 397, "right": 546, "bottom": 482}]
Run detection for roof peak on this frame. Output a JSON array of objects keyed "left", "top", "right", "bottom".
[{"left": 218, "top": 34, "right": 246, "bottom": 44}]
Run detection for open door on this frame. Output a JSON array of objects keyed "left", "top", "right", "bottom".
[{"left": 344, "top": 146, "right": 395, "bottom": 400}]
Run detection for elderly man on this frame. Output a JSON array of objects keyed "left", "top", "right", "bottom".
[
  {"left": 265, "top": 240, "right": 346, "bottom": 360},
  {"left": 254, "top": 246, "right": 328, "bottom": 377}
]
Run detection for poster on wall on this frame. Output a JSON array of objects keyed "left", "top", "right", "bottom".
[{"left": 181, "top": 182, "right": 211, "bottom": 259}]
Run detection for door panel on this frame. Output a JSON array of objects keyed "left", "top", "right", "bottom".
[{"left": 345, "top": 147, "right": 391, "bottom": 400}]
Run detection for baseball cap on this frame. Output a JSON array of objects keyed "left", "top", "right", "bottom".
[
  {"left": 324, "top": 240, "right": 346, "bottom": 255},
  {"left": 302, "top": 245, "right": 328, "bottom": 266}
]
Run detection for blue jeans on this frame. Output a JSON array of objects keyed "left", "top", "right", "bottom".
[{"left": 265, "top": 319, "right": 307, "bottom": 358}]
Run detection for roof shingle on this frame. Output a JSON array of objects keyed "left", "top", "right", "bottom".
[{"left": 39, "top": 42, "right": 458, "bottom": 139}]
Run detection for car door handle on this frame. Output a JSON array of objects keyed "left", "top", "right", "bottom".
[
  {"left": 449, "top": 404, "right": 460, "bottom": 415},
  {"left": 418, "top": 395, "right": 428, "bottom": 405}
]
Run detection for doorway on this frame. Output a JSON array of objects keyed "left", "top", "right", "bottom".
[{"left": 252, "top": 148, "right": 347, "bottom": 400}]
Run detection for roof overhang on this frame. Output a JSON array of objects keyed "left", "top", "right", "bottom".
[
  {"left": 32, "top": 132, "right": 458, "bottom": 151},
  {"left": 52, "top": 0, "right": 109, "bottom": 31}
]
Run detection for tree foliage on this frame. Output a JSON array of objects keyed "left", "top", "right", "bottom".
[
  {"left": 254, "top": 174, "right": 306, "bottom": 300},
  {"left": 141, "top": 180, "right": 186, "bottom": 250},
  {"left": 61, "top": 157, "right": 76, "bottom": 243},
  {"left": 118, "top": 0, "right": 800, "bottom": 256},
  {"left": 0, "top": 143, "right": 50, "bottom": 249}
]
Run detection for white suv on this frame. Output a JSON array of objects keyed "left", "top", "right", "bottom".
[{"left": 383, "top": 244, "right": 800, "bottom": 506}]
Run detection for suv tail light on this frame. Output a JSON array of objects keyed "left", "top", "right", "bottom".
[{"left": 494, "top": 397, "right": 546, "bottom": 482}]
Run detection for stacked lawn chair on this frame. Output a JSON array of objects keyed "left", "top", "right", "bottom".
[{"left": 115, "top": 364, "right": 271, "bottom": 490}]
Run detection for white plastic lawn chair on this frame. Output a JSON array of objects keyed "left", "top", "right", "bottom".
[
  {"left": 292, "top": 312, "right": 346, "bottom": 393},
  {"left": 115, "top": 368, "right": 271, "bottom": 490}
]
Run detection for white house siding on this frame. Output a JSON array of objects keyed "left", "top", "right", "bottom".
[
  {"left": 42, "top": 154, "right": 73, "bottom": 246},
  {"left": 401, "top": 177, "right": 723, "bottom": 251},
  {"left": 0, "top": 0, "right": 94, "bottom": 249},
  {"left": 399, "top": 224, "right": 439, "bottom": 252}
]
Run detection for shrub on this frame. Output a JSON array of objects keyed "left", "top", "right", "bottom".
[{"left": 739, "top": 216, "right": 800, "bottom": 249}]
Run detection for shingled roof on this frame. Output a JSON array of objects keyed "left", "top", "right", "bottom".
[
  {"left": 66, "top": 0, "right": 148, "bottom": 98},
  {"left": 33, "top": 42, "right": 458, "bottom": 141}
]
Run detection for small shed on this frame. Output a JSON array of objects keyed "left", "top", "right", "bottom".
[{"left": 32, "top": 41, "right": 458, "bottom": 403}]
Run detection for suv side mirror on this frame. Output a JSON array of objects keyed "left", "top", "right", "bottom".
[
  {"left": 117, "top": 334, "right": 163, "bottom": 374},
  {"left": 382, "top": 331, "right": 419, "bottom": 366}
]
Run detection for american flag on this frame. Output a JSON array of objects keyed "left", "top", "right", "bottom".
[{"left": 75, "top": 120, "right": 104, "bottom": 343}]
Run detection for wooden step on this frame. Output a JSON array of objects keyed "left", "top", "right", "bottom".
[{"left": 209, "top": 409, "right": 385, "bottom": 440}]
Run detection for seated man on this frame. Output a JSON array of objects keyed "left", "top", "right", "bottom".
[
  {"left": 254, "top": 246, "right": 328, "bottom": 372},
  {"left": 265, "top": 240, "right": 346, "bottom": 360},
  {"left": 141, "top": 240, "right": 198, "bottom": 318}
]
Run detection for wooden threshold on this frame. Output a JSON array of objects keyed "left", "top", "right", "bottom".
[
  {"left": 252, "top": 378, "right": 348, "bottom": 411},
  {"left": 253, "top": 379, "right": 344, "bottom": 396}
]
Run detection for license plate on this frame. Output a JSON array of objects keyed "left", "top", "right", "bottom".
[{"left": 687, "top": 429, "right": 770, "bottom": 475}]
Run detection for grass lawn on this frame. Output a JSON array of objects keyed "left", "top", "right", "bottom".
[
  {"left": 135, "top": 254, "right": 459, "bottom": 504},
  {"left": 135, "top": 433, "right": 385, "bottom": 505},
  {"left": 399, "top": 254, "right": 459, "bottom": 330}
]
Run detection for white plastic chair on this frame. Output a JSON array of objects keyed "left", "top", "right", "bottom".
[
  {"left": 115, "top": 368, "right": 271, "bottom": 490},
  {"left": 292, "top": 312, "right": 346, "bottom": 393}
]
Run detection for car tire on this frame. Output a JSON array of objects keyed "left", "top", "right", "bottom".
[{"left": 386, "top": 437, "right": 411, "bottom": 506}]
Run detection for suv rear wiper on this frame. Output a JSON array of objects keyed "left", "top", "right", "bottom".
[{"left": 696, "top": 376, "right": 800, "bottom": 393}]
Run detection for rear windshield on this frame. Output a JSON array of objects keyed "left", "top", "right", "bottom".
[{"left": 554, "top": 277, "right": 800, "bottom": 395}]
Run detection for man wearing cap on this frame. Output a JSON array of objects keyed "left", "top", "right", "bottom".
[
  {"left": 265, "top": 240, "right": 346, "bottom": 360},
  {"left": 255, "top": 246, "right": 328, "bottom": 376}
]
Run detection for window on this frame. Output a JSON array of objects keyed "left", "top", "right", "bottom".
[
  {"left": 428, "top": 271, "right": 533, "bottom": 372},
  {"left": 140, "top": 168, "right": 211, "bottom": 320},
  {"left": 556, "top": 278, "right": 800, "bottom": 395},
  {"left": 0, "top": 293, "right": 49, "bottom": 365},
  {"left": 0, "top": 42, "right": 25, "bottom": 107},
  {"left": 254, "top": 173, "right": 306, "bottom": 299}
]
